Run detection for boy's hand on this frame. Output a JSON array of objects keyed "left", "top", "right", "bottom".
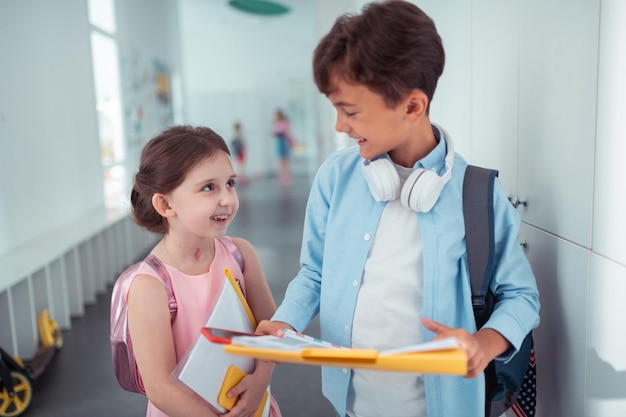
[
  {"left": 255, "top": 320, "right": 294, "bottom": 336},
  {"left": 422, "top": 317, "right": 510, "bottom": 378}
]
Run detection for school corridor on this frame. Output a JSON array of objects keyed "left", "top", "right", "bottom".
[{"left": 23, "top": 175, "right": 336, "bottom": 417}]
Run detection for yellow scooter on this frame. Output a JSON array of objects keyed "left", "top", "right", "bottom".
[
  {"left": 0, "top": 346, "right": 32, "bottom": 417},
  {"left": 0, "top": 309, "right": 63, "bottom": 417}
]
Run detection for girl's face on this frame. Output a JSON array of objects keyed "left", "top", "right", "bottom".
[{"left": 167, "top": 151, "right": 239, "bottom": 240}]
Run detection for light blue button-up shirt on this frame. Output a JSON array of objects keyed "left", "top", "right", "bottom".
[{"left": 273, "top": 133, "right": 540, "bottom": 417}]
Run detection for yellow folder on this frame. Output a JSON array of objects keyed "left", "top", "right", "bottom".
[
  {"left": 222, "top": 340, "right": 467, "bottom": 375},
  {"left": 175, "top": 268, "right": 271, "bottom": 416}
]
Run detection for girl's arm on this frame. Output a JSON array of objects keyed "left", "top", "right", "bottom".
[
  {"left": 231, "top": 237, "right": 277, "bottom": 322},
  {"left": 128, "top": 274, "right": 220, "bottom": 417},
  {"left": 224, "top": 237, "right": 278, "bottom": 415}
]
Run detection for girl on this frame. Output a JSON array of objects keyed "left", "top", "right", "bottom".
[
  {"left": 272, "top": 109, "right": 295, "bottom": 185},
  {"left": 128, "top": 125, "right": 280, "bottom": 417}
]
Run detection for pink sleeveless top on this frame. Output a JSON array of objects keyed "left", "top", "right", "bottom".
[
  {"left": 131, "top": 238, "right": 281, "bottom": 417},
  {"left": 132, "top": 237, "right": 244, "bottom": 417}
]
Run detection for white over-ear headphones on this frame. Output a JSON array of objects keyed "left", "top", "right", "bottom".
[{"left": 361, "top": 124, "right": 455, "bottom": 213}]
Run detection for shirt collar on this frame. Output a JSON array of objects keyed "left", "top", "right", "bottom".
[
  {"left": 414, "top": 124, "right": 447, "bottom": 174},
  {"left": 366, "top": 124, "right": 450, "bottom": 174}
]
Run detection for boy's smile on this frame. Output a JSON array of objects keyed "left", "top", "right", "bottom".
[{"left": 328, "top": 77, "right": 437, "bottom": 167}]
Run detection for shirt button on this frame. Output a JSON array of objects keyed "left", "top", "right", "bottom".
[
  {"left": 344, "top": 325, "right": 350, "bottom": 332},
  {"left": 342, "top": 368, "right": 349, "bottom": 374},
  {"left": 364, "top": 233, "right": 371, "bottom": 241},
  {"left": 352, "top": 280, "right": 358, "bottom": 287}
]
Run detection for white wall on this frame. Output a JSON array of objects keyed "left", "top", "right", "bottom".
[
  {"left": 114, "top": 0, "right": 183, "bottom": 180},
  {"left": 587, "top": 0, "right": 626, "bottom": 414},
  {"left": 417, "top": 0, "right": 626, "bottom": 415},
  {"left": 593, "top": 0, "right": 626, "bottom": 267},
  {"left": 0, "top": 0, "right": 181, "bottom": 259},
  {"left": 0, "top": 0, "right": 102, "bottom": 257}
]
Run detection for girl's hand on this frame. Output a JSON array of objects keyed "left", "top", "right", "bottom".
[
  {"left": 222, "top": 368, "right": 271, "bottom": 417},
  {"left": 422, "top": 317, "right": 510, "bottom": 378}
]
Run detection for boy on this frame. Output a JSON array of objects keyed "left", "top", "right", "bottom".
[{"left": 257, "top": 1, "right": 540, "bottom": 416}]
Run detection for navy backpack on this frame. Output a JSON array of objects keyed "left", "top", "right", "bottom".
[{"left": 463, "top": 165, "right": 537, "bottom": 417}]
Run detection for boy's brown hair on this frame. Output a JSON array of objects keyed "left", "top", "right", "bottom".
[{"left": 313, "top": 0, "right": 445, "bottom": 110}]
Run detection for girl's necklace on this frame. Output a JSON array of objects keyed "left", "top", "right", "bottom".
[
  {"left": 162, "top": 237, "right": 211, "bottom": 271},
  {"left": 162, "top": 239, "right": 183, "bottom": 271}
]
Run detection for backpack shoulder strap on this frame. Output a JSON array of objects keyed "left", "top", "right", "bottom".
[
  {"left": 463, "top": 165, "right": 498, "bottom": 327},
  {"left": 217, "top": 236, "right": 245, "bottom": 272},
  {"left": 144, "top": 254, "right": 178, "bottom": 321}
]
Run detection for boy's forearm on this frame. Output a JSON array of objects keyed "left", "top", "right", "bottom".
[{"left": 475, "top": 327, "right": 511, "bottom": 360}]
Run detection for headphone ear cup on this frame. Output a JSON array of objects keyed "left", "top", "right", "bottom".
[
  {"left": 401, "top": 169, "right": 445, "bottom": 212},
  {"left": 362, "top": 158, "right": 401, "bottom": 201}
]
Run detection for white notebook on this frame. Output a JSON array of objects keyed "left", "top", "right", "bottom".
[{"left": 174, "top": 268, "right": 269, "bottom": 416}]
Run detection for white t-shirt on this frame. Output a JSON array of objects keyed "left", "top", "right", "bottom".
[{"left": 347, "top": 164, "right": 427, "bottom": 417}]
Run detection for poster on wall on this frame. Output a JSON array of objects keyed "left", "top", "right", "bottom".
[{"left": 119, "top": 47, "right": 174, "bottom": 150}]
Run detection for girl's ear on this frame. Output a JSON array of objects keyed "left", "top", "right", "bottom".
[
  {"left": 152, "top": 193, "right": 175, "bottom": 217},
  {"left": 404, "top": 90, "right": 429, "bottom": 122}
]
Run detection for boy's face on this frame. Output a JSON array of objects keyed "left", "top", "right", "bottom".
[{"left": 328, "top": 77, "right": 416, "bottom": 162}]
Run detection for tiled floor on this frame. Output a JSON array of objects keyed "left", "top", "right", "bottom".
[{"left": 24, "top": 175, "right": 336, "bottom": 417}]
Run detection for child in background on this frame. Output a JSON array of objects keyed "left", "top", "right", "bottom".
[
  {"left": 231, "top": 121, "right": 248, "bottom": 185},
  {"left": 128, "top": 125, "right": 280, "bottom": 417},
  {"left": 257, "top": 1, "right": 539, "bottom": 417},
  {"left": 272, "top": 109, "right": 294, "bottom": 185}
]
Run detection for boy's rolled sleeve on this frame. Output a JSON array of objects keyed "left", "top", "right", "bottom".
[{"left": 486, "top": 180, "right": 540, "bottom": 360}]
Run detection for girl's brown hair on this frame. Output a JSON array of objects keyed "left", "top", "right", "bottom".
[
  {"left": 130, "top": 125, "right": 230, "bottom": 234},
  {"left": 313, "top": 0, "right": 445, "bottom": 110}
]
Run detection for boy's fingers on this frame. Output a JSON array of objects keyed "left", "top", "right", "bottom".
[
  {"left": 256, "top": 320, "right": 293, "bottom": 337},
  {"left": 422, "top": 317, "right": 451, "bottom": 334},
  {"left": 256, "top": 320, "right": 282, "bottom": 336}
]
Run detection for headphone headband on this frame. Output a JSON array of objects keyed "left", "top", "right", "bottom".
[{"left": 362, "top": 124, "right": 454, "bottom": 212}]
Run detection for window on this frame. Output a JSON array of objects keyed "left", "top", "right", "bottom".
[{"left": 88, "top": 0, "right": 127, "bottom": 209}]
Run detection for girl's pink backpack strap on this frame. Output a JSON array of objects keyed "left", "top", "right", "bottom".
[
  {"left": 144, "top": 254, "right": 177, "bottom": 321},
  {"left": 217, "top": 236, "right": 245, "bottom": 272}
]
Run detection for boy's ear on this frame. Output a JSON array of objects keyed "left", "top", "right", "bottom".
[
  {"left": 404, "top": 90, "right": 429, "bottom": 122},
  {"left": 152, "top": 193, "right": 175, "bottom": 217}
]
